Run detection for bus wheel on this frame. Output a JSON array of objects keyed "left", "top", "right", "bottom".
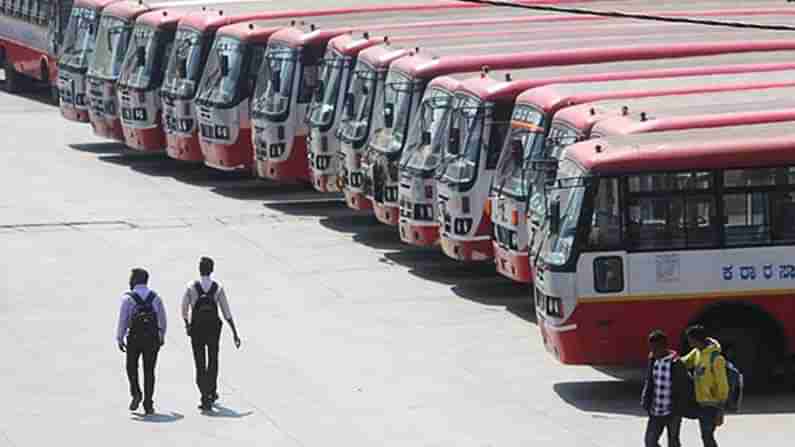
[
  {"left": 3, "top": 59, "right": 23, "bottom": 93},
  {"left": 41, "top": 63, "right": 58, "bottom": 106},
  {"left": 705, "top": 322, "right": 776, "bottom": 387}
]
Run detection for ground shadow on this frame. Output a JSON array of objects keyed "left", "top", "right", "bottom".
[
  {"left": 203, "top": 404, "right": 254, "bottom": 418},
  {"left": 69, "top": 142, "right": 129, "bottom": 155},
  {"left": 130, "top": 411, "right": 185, "bottom": 423},
  {"left": 555, "top": 374, "right": 795, "bottom": 416},
  {"left": 0, "top": 76, "right": 56, "bottom": 107},
  {"left": 319, "top": 214, "right": 408, "bottom": 251}
]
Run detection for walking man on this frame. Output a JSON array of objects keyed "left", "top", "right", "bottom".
[
  {"left": 182, "top": 257, "right": 241, "bottom": 411},
  {"left": 642, "top": 330, "right": 690, "bottom": 447},
  {"left": 116, "top": 268, "right": 167, "bottom": 415},
  {"left": 682, "top": 325, "right": 729, "bottom": 447}
]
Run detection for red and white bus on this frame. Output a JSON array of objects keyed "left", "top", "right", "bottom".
[
  {"left": 86, "top": 0, "right": 249, "bottom": 142},
  {"left": 534, "top": 121, "right": 795, "bottom": 381},
  {"left": 437, "top": 46, "right": 792, "bottom": 264},
  {"left": 57, "top": 0, "right": 120, "bottom": 122},
  {"left": 115, "top": 8, "right": 196, "bottom": 150},
  {"left": 85, "top": 0, "right": 163, "bottom": 141},
  {"left": 372, "top": 11, "right": 795, "bottom": 230},
  {"left": 270, "top": 10, "right": 616, "bottom": 187},
  {"left": 162, "top": 3, "right": 327, "bottom": 162},
  {"left": 0, "top": 0, "right": 72, "bottom": 96},
  {"left": 194, "top": 2, "right": 482, "bottom": 172},
  {"left": 489, "top": 62, "right": 795, "bottom": 283},
  {"left": 517, "top": 84, "right": 795, "bottom": 286}
]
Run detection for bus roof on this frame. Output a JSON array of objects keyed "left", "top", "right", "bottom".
[
  {"left": 566, "top": 122, "right": 795, "bottom": 176},
  {"left": 453, "top": 41, "right": 795, "bottom": 104},
  {"left": 102, "top": 1, "right": 152, "bottom": 20},
  {"left": 556, "top": 85, "right": 795, "bottom": 132},
  {"left": 74, "top": 0, "right": 119, "bottom": 10},
  {"left": 502, "top": 66, "right": 795, "bottom": 113},
  {"left": 137, "top": 8, "right": 186, "bottom": 28}
]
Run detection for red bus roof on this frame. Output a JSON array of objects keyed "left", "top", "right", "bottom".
[
  {"left": 74, "top": 0, "right": 119, "bottom": 10},
  {"left": 451, "top": 41, "right": 795, "bottom": 104},
  {"left": 567, "top": 122, "right": 795, "bottom": 175},
  {"left": 102, "top": 1, "right": 152, "bottom": 20},
  {"left": 137, "top": 8, "right": 186, "bottom": 28},
  {"left": 590, "top": 107, "right": 795, "bottom": 140},
  {"left": 555, "top": 85, "right": 795, "bottom": 133}
]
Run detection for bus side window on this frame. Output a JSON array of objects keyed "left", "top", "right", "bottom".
[
  {"left": 486, "top": 106, "right": 513, "bottom": 170},
  {"left": 593, "top": 256, "right": 623, "bottom": 293},
  {"left": 243, "top": 46, "right": 265, "bottom": 98},
  {"left": 587, "top": 178, "right": 621, "bottom": 250},
  {"left": 486, "top": 120, "right": 509, "bottom": 170}
]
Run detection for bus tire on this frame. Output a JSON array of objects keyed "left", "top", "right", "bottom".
[
  {"left": 693, "top": 303, "right": 783, "bottom": 386},
  {"left": 4, "top": 58, "right": 23, "bottom": 94},
  {"left": 41, "top": 62, "right": 58, "bottom": 105}
]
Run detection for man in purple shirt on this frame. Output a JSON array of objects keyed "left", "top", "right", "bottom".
[{"left": 116, "top": 268, "right": 167, "bottom": 415}]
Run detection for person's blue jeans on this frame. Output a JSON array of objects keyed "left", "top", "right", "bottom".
[
  {"left": 697, "top": 406, "right": 721, "bottom": 447},
  {"left": 645, "top": 414, "right": 682, "bottom": 447}
]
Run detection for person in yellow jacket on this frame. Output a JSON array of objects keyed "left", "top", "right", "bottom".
[{"left": 682, "top": 325, "right": 729, "bottom": 447}]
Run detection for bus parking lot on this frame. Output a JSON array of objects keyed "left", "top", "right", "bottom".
[
  {"left": 1, "top": 79, "right": 794, "bottom": 446},
  {"left": 4, "top": 0, "right": 795, "bottom": 444}
]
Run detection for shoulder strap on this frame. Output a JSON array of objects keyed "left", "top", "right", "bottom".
[
  {"left": 207, "top": 281, "right": 218, "bottom": 298},
  {"left": 193, "top": 281, "right": 204, "bottom": 296},
  {"left": 144, "top": 291, "right": 156, "bottom": 305},
  {"left": 128, "top": 292, "right": 145, "bottom": 307}
]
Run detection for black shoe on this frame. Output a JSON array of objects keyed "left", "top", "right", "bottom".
[
  {"left": 129, "top": 395, "right": 142, "bottom": 411},
  {"left": 143, "top": 403, "right": 155, "bottom": 415},
  {"left": 198, "top": 401, "right": 212, "bottom": 412},
  {"left": 209, "top": 392, "right": 218, "bottom": 404}
]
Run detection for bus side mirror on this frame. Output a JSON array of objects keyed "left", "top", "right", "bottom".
[
  {"left": 270, "top": 69, "right": 281, "bottom": 93},
  {"left": 448, "top": 127, "right": 460, "bottom": 155},
  {"left": 384, "top": 103, "right": 394, "bottom": 128},
  {"left": 548, "top": 200, "right": 561, "bottom": 234},
  {"left": 344, "top": 92, "right": 355, "bottom": 118},
  {"left": 220, "top": 54, "right": 230, "bottom": 77},
  {"left": 511, "top": 139, "right": 523, "bottom": 160},
  {"left": 421, "top": 130, "right": 431, "bottom": 146},
  {"left": 315, "top": 79, "right": 325, "bottom": 100},
  {"left": 176, "top": 58, "right": 187, "bottom": 78},
  {"left": 135, "top": 46, "right": 146, "bottom": 67}
]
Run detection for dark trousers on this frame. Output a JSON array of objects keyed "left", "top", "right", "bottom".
[
  {"left": 644, "top": 414, "right": 682, "bottom": 447},
  {"left": 697, "top": 406, "right": 720, "bottom": 447},
  {"left": 191, "top": 327, "right": 221, "bottom": 401},
  {"left": 126, "top": 342, "right": 159, "bottom": 405}
]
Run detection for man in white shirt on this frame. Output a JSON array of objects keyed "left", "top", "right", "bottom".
[
  {"left": 116, "top": 268, "right": 167, "bottom": 415},
  {"left": 182, "top": 257, "right": 241, "bottom": 411}
]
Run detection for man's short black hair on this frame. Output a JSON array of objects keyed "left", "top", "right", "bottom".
[
  {"left": 130, "top": 268, "right": 149, "bottom": 286},
  {"left": 199, "top": 257, "right": 214, "bottom": 276},
  {"left": 648, "top": 329, "right": 668, "bottom": 345},
  {"left": 686, "top": 325, "right": 708, "bottom": 344}
]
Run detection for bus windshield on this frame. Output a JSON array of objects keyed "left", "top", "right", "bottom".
[
  {"left": 492, "top": 106, "right": 546, "bottom": 200},
  {"left": 439, "top": 95, "right": 485, "bottom": 185},
  {"left": 526, "top": 122, "right": 582, "bottom": 227},
  {"left": 338, "top": 61, "right": 378, "bottom": 145},
  {"left": 161, "top": 28, "right": 206, "bottom": 99},
  {"left": 368, "top": 71, "right": 420, "bottom": 155},
  {"left": 88, "top": 16, "right": 131, "bottom": 80},
  {"left": 195, "top": 36, "right": 245, "bottom": 107},
  {"left": 543, "top": 159, "right": 587, "bottom": 266},
  {"left": 252, "top": 45, "right": 297, "bottom": 119},
  {"left": 307, "top": 51, "right": 350, "bottom": 128},
  {"left": 400, "top": 89, "right": 454, "bottom": 173},
  {"left": 118, "top": 24, "right": 159, "bottom": 89},
  {"left": 58, "top": 6, "right": 99, "bottom": 69}
]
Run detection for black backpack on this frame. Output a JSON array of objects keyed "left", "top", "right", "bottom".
[
  {"left": 191, "top": 281, "right": 220, "bottom": 335},
  {"left": 128, "top": 292, "right": 160, "bottom": 346}
]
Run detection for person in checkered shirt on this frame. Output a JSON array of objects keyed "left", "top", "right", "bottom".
[{"left": 641, "top": 330, "right": 693, "bottom": 447}]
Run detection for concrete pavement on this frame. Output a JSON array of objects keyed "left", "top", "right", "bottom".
[{"left": 1, "top": 77, "right": 794, "bottom": 447}]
